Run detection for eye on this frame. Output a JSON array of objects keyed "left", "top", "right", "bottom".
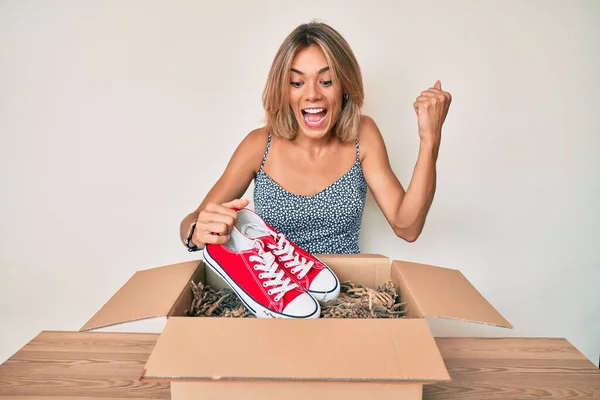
[
  {"left": 290, "top": 81, "right": 303, "bottom": 88},
  {"left": 321, "top": 80, "right": 333, "bottom": 87}
]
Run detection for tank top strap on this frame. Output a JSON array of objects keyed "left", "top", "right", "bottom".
[
  {"left": 260, "top": 132, "right": 272, "bottom": 169},
  {"left": 354, "top": 135, "right": 360, "bottom": 161}
]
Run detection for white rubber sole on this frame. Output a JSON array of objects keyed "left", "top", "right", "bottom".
[{"left": 202, "top": 248, "right": 320, "bottom": 319}]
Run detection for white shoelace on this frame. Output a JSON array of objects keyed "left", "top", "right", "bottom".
[
  {"left": 243, "top": 223, "right": 314, "bottom": 279},
  {"left": 249, "top": 240, "right": 298, "bottom": 301}
]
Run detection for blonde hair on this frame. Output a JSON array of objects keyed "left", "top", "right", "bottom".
[{"left": 262, "top": 21, "right": 364, "bottom": 141}]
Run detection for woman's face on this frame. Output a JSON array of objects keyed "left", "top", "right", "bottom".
[{"left": 288, "top": 44, "right": 342, "bottom": 140}]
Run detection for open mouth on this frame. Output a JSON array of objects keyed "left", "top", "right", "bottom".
[{"left": 301, "top": 107, "right": 328, "bottom": 128}]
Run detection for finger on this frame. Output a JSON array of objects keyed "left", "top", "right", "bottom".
[
  {"left": 419, "top": 91, "right": 438, "bottom": 98},
  {"left": 212, "top": 234, "right": 230, "bottom": 245},
  {"left": 413, "top": 101, "right": 424, "bottom": 116},
  {"left": 431, "top": 86, "right": 451, "bottom": 103},
  {"left": 222, "top": 198, "right": 250, "bottom": 211},
  {"left": 204, "top": 201, "right": 239, "bottom": 215},
  {"left": 197, "top": 222, "right": 230, "bottom": 236},
  {"left": 416, "top": 95, "right": 435, "bottom": 103},
  {"left": 198, "top": 232, "right": 230, "bottom": 245},
  {"left": 418, "top": 93, "right": 447, "bottom": 104},
  {"left": 434, "top": 80, "right": 441, "bottom": 90},
  {"left": 197, "top": 209, "right": 234, "bottom": 224},
  {"left": 204, "top": 203, "right": 238, "bottom": 220},
  {"left": 423, "top": 86, "right": 447, "bottom": 96},
  {"left": 198, "top": 211, "right": 236, "bottom": 234}
]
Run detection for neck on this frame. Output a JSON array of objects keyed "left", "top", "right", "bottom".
[{"left": 293, "top": 131, "right": 336, "bottom": 158}]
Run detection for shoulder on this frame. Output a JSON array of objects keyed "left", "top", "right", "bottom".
[
  {"left": 358, "top": 114, "right": 379, "bottom": 134},
  {"left": 240, "top": 126, "right": 270, "bottom": 148},
  {"left": 235, "top": 126, "right": 270, "bottom": 155},
  {"left": 229, "top": 126, "right": 270, "bottom": 174},
  {"left": 356, "top": 114, "right": 386, "bottom": 161}
]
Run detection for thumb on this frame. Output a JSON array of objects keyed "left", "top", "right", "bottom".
[
  {"left": 222, "top": 198, "right": 250, "bottom": 211},
  {"left": 434, "top": 80, "right": 442, "bottom": 90}
]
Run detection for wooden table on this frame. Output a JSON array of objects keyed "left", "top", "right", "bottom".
[{"left": 0, "top": 331, "right": 598, "bottom": 399}]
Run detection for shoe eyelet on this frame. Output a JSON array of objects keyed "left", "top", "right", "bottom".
[
  {"left": 263, "top": 282, "right": 267, "bottom": 287},
  {"left": 258, "top": 273, "right": 263, "bottom": 279},
  {"left": 268, "top": 290, "right": 273, "bottom": 295}
]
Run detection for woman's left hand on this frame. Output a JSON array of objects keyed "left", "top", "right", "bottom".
[{"left": 413, "top": 80, "right": 452, "bottom": 146}]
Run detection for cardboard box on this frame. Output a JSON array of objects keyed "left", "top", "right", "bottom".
[{"left": 81, "top": 254, "right": 512, "bottom": 400}]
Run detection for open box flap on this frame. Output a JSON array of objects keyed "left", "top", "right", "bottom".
[
  {"left": 80, "top": 260, "right": 202, "bottom": 331},
  {"left": 392, "top": 260, "right": 513, "bottom": 328},
  {"left": 141, "top": 317, "right": 450, "bottom": 383}
]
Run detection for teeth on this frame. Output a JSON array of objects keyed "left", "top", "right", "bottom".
[{"left": 303, "top": 108, "right": 325, "bottom": 113}]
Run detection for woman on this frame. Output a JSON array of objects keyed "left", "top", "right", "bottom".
[{"left": 180, "top": 21, "right": 451, "bottom": 255}]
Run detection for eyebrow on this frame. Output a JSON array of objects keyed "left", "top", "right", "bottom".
[{"left": 290, "top": 66, "right": 330, "bottom": 75}]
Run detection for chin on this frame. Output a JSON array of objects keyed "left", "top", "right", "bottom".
[{"left": 298, "top": 126, "right": 331, "bottom": 139}]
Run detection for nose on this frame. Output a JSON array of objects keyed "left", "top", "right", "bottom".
[{"left": 305, "top": 81, "right": 322, "bottom": 102}]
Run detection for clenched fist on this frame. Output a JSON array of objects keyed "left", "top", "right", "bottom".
[{"left": 413, "top": 80, "right": 452, "bottom": 147}]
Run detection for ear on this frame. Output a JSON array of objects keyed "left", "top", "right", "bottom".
[{"left": 342, "top": 93, "right": 349, "bottom": 108}]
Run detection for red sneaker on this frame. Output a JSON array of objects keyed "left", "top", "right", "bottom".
[
  {"left": 236, "top": 208, "right": 340, "bottom": 303},
  {"left": 202, "top": 227, "right": 320, "bottom": 319}
]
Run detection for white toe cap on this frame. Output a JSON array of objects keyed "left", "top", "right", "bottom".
[
  {"left": 282, "top": 293, "right": 320, "bottom": 318},
  {"left": 309, "top": 269, "right": 340, "bottom": 302}
]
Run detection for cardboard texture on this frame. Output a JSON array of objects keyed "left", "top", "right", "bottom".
[
  {"left": 171, "top": 381, "right": 423, "bottom": 400},
  {"left": 81, "top": 253, "right": 512, "bottom": 400},
  {"left": 81, "top": 260, "right": 202, "bottom": 332},
  {"left": 393, "top": 260, "right": 513, "bottom": 328},
  {"left": 142, "top": 317, "right": 449, "bottom": 382}
]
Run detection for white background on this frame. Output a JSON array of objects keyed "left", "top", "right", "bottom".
[{"left": 1, "top": 0, "right": 599, "bottom": 365}]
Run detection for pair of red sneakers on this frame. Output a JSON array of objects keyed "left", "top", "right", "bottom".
[{"left": 202, "top": 208, "right": 340, "bottom": 318}]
